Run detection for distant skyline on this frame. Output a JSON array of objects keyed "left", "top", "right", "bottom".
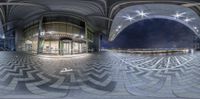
[{"left": 102, "top": 18, "right": 196, "bottom": 49}]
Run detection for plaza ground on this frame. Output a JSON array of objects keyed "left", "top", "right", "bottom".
[{"left": 0, "top": 51, "right": 199, "bottom": 99}]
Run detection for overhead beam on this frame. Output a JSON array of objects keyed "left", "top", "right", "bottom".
[
  {"left": 182, "top": 3, "right": 200, "bottom": 7},
  {"left": 12, "top": 11, "right": 89, "bottom": 29},
  {"left": 0, "top": 2, "right": 50, "bottom": 10},
  {"left": 21, "top": 11, "right": 87, "bottom": 24},
  {"left": 0, "top": 18, "right": 5, "bottom": 39},
  {"left": 87, "top": 15, "right": 113, "bottom": 21},
  {"left": 2, "top": 19, "right": 22, "bottom": 27},
  {"left": 0, "top": 7, "right": 5, "bottom": 23}
]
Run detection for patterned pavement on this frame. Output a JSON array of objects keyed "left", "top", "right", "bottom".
[{"left": 0, "top": 51, "right": 200, "bottom": 99}]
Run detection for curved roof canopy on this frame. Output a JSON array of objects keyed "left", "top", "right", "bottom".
[
  {"left": 109, "top": 4, "right": 200, "bottom": 41},
  {"left": 1, "top": 0, "right": 200, "bottom": 37},
  {"left": 0, "top": 0, "right": 107, "bottom": 31}
]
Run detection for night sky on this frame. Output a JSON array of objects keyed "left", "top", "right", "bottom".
[{"left": 102, "top": 18, "right": 197, "bottom": 49}]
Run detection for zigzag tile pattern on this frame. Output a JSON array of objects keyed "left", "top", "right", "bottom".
[
  {"left": 0, "top": 51, "right": 200, "bottom": 99},
  {"left": 113, "top": 52, "right": 200, "bottom": 98},
  {"left": 0, "top": 52, "right": 117, "bottom": 98},
  {"left": 115, "top": 53, "right": 195, "bottom": 70},
  {"left": 80, "top": 53, "right": 116, "bottom": 93},
  {"left": 0, "top": 52, "right": 71, "bottom": 98}
]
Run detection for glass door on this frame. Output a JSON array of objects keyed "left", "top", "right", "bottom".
[{"left": 63, "top": 41, "right": 72, "bottom": 55}]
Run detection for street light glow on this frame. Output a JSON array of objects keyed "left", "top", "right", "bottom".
[
  {"left": 172, "top": 12, "right": 186, "bottom": 19},
  {"left": 116, "top": 25, "right": 122, "bottom": 32},
  {"left": 118, "top": 25, "right": 122, "bottom": 29},
  {"left": 81, "top": 35, "right": 84, "bottom": 39},
  {"left": 184, "top": 17, "right": 195, "bottom": 23},
  {"left": 194, "top": 26, "right": 199, "bottom": 32},
  {"left": 1, "top": 35, "right": 5, "bottom": 39},
  {"left": 116, "top": 28, "right": 119, "bottom": 32},
  {"left": 135, "top": 10, "right": 149, "bottom": 18},
  {"left": 122, "top": 15, "right": 134, "bottom": 22}
]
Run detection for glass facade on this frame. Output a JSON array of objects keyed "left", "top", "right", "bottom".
[
  {"left": 24, "top": 23, "right": 39, "bottom": 53},
  {"left": 22, "top": 16, "right": 93, "bottom": 55}
]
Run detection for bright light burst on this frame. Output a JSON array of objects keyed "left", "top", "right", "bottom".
[
  {"left": 1, "top": 35, "right": 5, "bottom": 39},
  {"left": 193, "top": 26, "right": 199, "bottom": 32},
  {"left": 184, "top": 17, "right": 195, "bottom": 23},
  {"left": 116, "top": 28, "right": 119, "bottom": 32},
  {"left": 172, "top": 12, "right": 186, "bottom": 19},
  {"left": 117, "top": 10, "right": 198, "bottom": 34},
  {"left": 194, "top": 26, "right": 198, "bottom": 30},
  {"left": 135, "top": 10, "right": 149, "bottom": 18},
  {"left": 122, "top": 15, "right": 134, "bottom": 22},
  {"left": 118, "top": 25, "right": 122, "bottom": 29},
  {"left": 116, "top": 25, "right": 122, "bottom": 32}
]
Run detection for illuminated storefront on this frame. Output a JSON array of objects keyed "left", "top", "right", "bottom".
[{"left": 22, "top": 16, "right": 94, "bottom": 55}]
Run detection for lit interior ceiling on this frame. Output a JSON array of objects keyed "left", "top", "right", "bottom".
[{"left": 109, "top": 4, "right": 200, "bottom": 41}]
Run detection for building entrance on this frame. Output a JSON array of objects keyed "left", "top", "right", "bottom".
[
  {"left": 62, "top": 40, "right": 72, "bottom": 55},
  {"left": 41, "top": 38, "right": 86, "bottom": 55}
]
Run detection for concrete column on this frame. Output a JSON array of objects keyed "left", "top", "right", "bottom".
[
  {"left": 37, "top": 16, "right": 44, "bottom": 54},
  {"left": 80, "top": 43, "right": 82, "bottom": 53},
  {"left": 59, "top": 40, "right": 64, "bottom": 55},
  {"left": 59, "top": 40, "right": 61, "bottom": 55},
  {"left": 49, "top": 41, "right": 51, "bottom": 54},
  {"left": 71, "top": 41, "right": 73, "bottom": 55},
  {"left": 85, "top": 22, "right": 88, "bottom": 53},
  {"left": 15, "top": 29, "right": 24, "bottom": 51},
  {"left": 78, "top": 43, "right": 80, "bottom": 53},
  {"left": 68, "top": 42, "right": 70, "bottom": 54},
  {"left": 94, "top": 33, "right": 101, "bottom": 52}
]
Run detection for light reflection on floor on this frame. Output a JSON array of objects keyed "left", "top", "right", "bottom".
[{"left": 0, "top": 51, "right": 200, "bottom": 99}]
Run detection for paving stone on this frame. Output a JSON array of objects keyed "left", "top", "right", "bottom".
[{"left": 0, "top": 51, "right": 199, "bottom": 99}]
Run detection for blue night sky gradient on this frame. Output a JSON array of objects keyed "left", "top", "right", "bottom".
[{"left": 102, "top": 18, "right": 197, "bottom": 49}]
